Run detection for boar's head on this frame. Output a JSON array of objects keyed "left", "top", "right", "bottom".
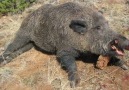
[{"left": 69, "top": 11, "right": 129, "bottom": 56}]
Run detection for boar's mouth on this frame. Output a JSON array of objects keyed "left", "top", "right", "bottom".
[{"left": 110, "top": 39, "right": 124, "bottom": 56}]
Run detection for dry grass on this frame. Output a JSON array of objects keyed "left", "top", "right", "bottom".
[{"left": 0, "top": 0, "right": 129, "bottom": 90}]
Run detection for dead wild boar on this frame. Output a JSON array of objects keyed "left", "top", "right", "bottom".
[{"left": 0, "top": 2, "right": 129, "bottom": 87}]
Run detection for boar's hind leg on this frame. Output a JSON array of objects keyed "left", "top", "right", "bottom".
[
  {"left": 0, "top": 43, "right": 33, "bottom": 66},
  {"left": 57, "top": 49, "right": 80, "bottom": 88},
  {"left": 0, "top": 34, "right": 32, "bottom": 65},
  {"left": 111, "top": 57, "right": 128, "bottom": 70}
]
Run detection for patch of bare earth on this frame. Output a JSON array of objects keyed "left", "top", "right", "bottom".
[{"left": 0, "top": 0, "right": 129, "bottom": 90}]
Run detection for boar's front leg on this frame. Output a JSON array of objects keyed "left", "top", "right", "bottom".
[
  {"left": 111, "top": 57, "right": 129, "bottom": 70},
  {"left": 57, "top": 49, "right": 80, "bottom": 88}
]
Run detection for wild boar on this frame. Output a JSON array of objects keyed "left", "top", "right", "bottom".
[{"left": 0, "top": 2, "right": 129, "bottom": 87}]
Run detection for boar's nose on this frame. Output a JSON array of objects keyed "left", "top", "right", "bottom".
[
  {"left": 123, "top": 39, "right": 129, "bottom": 50},
  {"left": 117, "top": 35, "right": 129, "bottom": 50}
]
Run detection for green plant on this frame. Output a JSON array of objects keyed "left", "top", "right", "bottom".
[{"left": 0, "top": 0, "right": 36, "bottom": 15}]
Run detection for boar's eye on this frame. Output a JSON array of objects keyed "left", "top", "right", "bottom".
[{"left": 96, "top": 26, "right": 101, "bottom": 30}]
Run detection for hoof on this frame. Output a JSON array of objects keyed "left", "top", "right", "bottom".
[
  {"left": 68, "top": 72, "right": 80, "bottom": 88},
  {"left": 0, "top": 56, "right": 4, "bottom": 64},
  {"left": 113, "top": 59, "right": 128, "bottom": 70},
  {"left": 0, "top": 56, "right": 11, "bottom": 67},
  {"left": 120, "top": 64, "right": 129, "bottom": 70}
]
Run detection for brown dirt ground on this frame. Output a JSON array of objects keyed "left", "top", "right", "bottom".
[{"left": 0, "top": 0, "right": 129, "bottom": 90}]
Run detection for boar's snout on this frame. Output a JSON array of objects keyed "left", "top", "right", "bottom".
[
  {"left": 121, "top": 39, "right": 129, "bottom": 50},
  {"left": 117, "top": 35, "right": 129, "bottom": 50},
  {"left": 109, "top": 39, "right": 124, "bottom": 56},
  {"left": 109, "top": 36, "right": 129, "bottom": 56}
]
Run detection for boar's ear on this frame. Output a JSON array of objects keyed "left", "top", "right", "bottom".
[{"left": 69, "top": 20, "right": 88, "bottom": 35}]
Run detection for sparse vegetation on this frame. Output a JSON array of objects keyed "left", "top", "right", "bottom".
[{"left": 0, "top": 0, "right": 36, "bottom": 15}]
